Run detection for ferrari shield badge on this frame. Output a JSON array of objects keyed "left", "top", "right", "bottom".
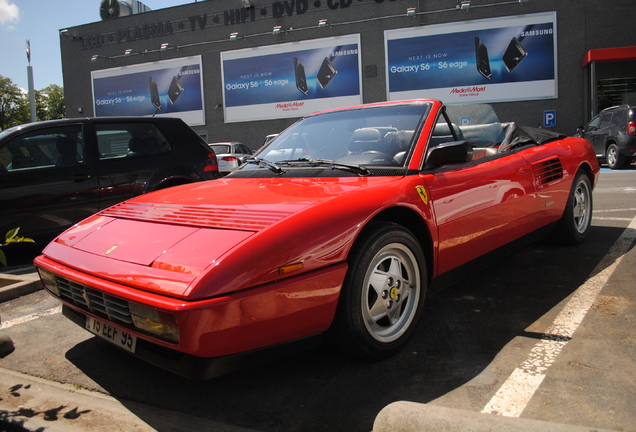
[
  {"left": 104, "top": 245, "right": 118, "bottom": 255},
  {"left": 416, "top": 186, "right": 428, "bottom": 205}
]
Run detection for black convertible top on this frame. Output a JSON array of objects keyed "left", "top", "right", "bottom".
[{"left": 502, "top": 122, "right": 567, "bottom": 147}]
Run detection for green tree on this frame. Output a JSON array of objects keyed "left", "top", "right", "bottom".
[
  {"left": 37, "top": 84, "right": 65, "bottom": 120},
  {"left": 0, "top": 75, "right": 29, "bottom": 131}
]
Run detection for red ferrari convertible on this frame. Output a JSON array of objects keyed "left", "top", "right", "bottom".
[{"left": 35, "top": 100, "right": 599, "bottom": 379}]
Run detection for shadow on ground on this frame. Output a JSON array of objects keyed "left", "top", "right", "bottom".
[{"left": 64, "top": 226, "right": 623, "bottom": 432}]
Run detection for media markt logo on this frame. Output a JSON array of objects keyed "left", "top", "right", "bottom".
[
  {"left": 450, "top": 86, "right": 487, "bottom": 97},
  {"left": 275, "top": 102, "right": 305, "bottom": 112}
]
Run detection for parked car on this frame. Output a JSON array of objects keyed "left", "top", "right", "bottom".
[
  {"left": 35, "top": 100, "right": 599, "bottom": 379},
  {"left": 576, "top": 105, "right": 636, "bottom": 169},
  {"left": 208, "top": 142, "right": 253, "bottom": 174},
  {"left": 0, "top": 117, "right": 220, "bottom": 243}
]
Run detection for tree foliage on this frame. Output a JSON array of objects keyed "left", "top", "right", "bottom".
[
  {"left": 0, "top": 75, "right": 65, "bottom": 131},
  {"left": 0, "top": 75, "right": 28, "bottom": 131}
]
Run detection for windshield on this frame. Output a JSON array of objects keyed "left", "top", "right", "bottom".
[{"left": 244, "top": 103, "right": 430, "bottom": 174}]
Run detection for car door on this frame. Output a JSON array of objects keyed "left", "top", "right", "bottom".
[
  {"left": 420, "top": 121, "right": 535, "bottom": 276},
  {"left": 0, "top": 122, "right": 100, "bottom": 241},
  {"left": 585, "top": 113, "right": 612, "bottom": 158}
]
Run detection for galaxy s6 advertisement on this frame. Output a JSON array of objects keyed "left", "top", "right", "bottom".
[
  {"left": 221, "top": 35, "right": 362, "bottom": 123},
  {"left": 385, "top": 12, "right": 557, "bottom": 104},
  {"left": 92, "top": 56, "right": 205, "bottom": 126}
]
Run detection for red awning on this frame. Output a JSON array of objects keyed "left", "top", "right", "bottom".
[{"left": 582, "top": 46, "right": 636, "bottom": 67}]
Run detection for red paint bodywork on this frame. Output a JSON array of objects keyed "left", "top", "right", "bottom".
[{"left": 34, "top": 100, "right": 600, "bottom": 364}]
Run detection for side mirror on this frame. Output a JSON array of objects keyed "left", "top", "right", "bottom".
[
  {"left": 576, "top": 126, "right": 585, "bottom": 134},
  {"left": 423, "top": 140, "right": 473, "bottom": 170}
]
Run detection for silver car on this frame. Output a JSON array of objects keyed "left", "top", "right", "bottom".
[{"left": 209, "top": 142, "right": 253, "bottom": 174}]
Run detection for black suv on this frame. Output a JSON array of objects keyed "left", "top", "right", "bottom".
[
  {"left": 0, "top": 117, "right": 220, "bottom": 243},
  {"left": 577, "top": 105, "right": 636, "bottom": 169}
]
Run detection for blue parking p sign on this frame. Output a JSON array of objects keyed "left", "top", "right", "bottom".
[{"left": 544, "top": 110, "right": 556, "bottom": 128}]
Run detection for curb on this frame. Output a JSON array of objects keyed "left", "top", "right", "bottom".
[
  {"left": 0, "top": 367, "right": 258, "bottom": 432},
  {"left": 372, "top": 402, "right": 618, "bottom": 432},
  {"left": 0, "top": 267, "right": 42, "bottom": 303}
]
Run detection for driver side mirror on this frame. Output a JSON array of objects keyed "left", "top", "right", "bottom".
[{"left": 423, "top": 140, "right": 473, "bottom": 170}]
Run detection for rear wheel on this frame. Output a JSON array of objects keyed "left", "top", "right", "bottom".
[
  {"left": 606, "top": 144, "right": 626, "bottom": 169},
  {"left": 327, "top": 222, "right": 427, "bottom": 360},
  {"left": 555, "top": 170, "right": 593, "bottom": 245}
]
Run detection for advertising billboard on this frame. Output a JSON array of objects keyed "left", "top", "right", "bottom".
[
  {"left": 385, "top": 12, "right": 557, "bottom": 104},
  {"left": 221, "top": 34, "right": 362, "bottom": 123},
  {"left": 91, "top": 56, "right": 205, "bottom": 126}
]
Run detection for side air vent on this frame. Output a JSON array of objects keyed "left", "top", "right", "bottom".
[{"left": 532, "top": 158, "right": 563, "bottom": 188}]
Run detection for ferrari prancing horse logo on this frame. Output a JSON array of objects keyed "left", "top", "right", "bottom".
[{"left": 416, "top": 186, "right": 428, "bottom": 205}]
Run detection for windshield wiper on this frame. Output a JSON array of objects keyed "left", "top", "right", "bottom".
[
  {"left": 244, "top": 157, "right": 285, "bottom": 175},
  {"left": 276, "top": 158, "right": 370, "bottom": 176}
]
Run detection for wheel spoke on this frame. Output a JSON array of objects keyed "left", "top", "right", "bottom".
[{"left": 368, "top": 296, "right": 389, "bottom": 322}]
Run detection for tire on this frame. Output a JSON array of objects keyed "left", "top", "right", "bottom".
[
  {"left": 606, "top": 144, "right": 626, "bottom": 169},
  {"left": 555, "top": 170, "right": 593, "bottom": 245},
  {"left": 327, "top": 222, "right": 427, "bottom": 360}
]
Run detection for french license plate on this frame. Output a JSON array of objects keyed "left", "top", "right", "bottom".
[{"left": 86, "top": 316, "right": 137, "bottom": 353}]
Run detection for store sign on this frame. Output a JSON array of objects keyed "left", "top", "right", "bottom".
[
  {"left": 385, "top": 12, "right": 558, "bottom": 104},
  {"left": 91, "top": 56, "right": 205, "bottom": 126},
  {"left": 78, "top": 0, "right": 399, "bottom": 50},
  {"left": 221, "top": 35, "right": 362, "bottom": 123}
]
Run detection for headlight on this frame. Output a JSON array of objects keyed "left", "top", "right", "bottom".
[
  {"left": 37, "top": 268, "right": 60, "bottom": 296},
  {"left": 129, "top": 303, "right": 179, "bottom": 344}
]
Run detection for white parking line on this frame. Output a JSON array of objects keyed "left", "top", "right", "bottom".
[
  {"left": 481, "top": 215, "right": 636, "bottom": 417},
  {"left": 0, "top": 305, "right": 63, "bottom": 330},
  {"left": 593, "top": 208, "right": 636, "bottom": 213}
]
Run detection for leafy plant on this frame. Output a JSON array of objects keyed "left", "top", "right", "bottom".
[{"left": 0, "top": 228, "right": 35, "bottom": 267}]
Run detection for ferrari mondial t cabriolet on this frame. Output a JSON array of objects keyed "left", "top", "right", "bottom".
[{"left": 35, "top": 100, "right": 599, "bottom": 379}]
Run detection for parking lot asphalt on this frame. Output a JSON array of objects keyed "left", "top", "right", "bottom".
[{"left": 1, "top": 215, "right": 634, "bottom": 432}]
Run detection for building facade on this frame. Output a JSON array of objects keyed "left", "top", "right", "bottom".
[{"left": 60, "top": 0, "right": 636, "bottom": 149}]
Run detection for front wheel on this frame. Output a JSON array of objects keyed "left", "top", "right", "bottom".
[
  {"left": 327, "top": 222, "right": 427, "bottom": 360},
  {"left": 555, "top": 170, "right": 593, "bottom": 245}
]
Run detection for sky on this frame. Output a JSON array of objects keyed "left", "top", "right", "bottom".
[{"left": 0, "top": 0, "right": 196, "bottom": 91}]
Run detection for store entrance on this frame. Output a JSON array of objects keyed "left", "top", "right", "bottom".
[
  {"left": 582, "top": 47, "right": 636, "bottom": 120},
  {"left": 596, "top": 61, "right": 636, "bottom": 110}
]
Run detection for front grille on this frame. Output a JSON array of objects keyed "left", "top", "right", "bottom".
[{"left": 56, "top": 277, "right": 133, "bottom": 324}]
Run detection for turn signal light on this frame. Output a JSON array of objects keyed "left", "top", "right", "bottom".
[
  {"left": 278, "top": 262, "right": 304, "bottom": 275},
  {"left": 37, "top": 268, "right": 60, "bottom": 296},
  {"left": 627, "top": 121, "right": 635, "bottom": 136},
  {"left": 129, "top": 303, "right": 179, "bottom": 344}
]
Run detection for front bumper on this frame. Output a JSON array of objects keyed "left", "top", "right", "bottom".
[
  {"left": 63, "top": 305, "right": 322, "bottom": 379},
  {"left": 35, "top": 254, "right": 346, "bottom": 368}
]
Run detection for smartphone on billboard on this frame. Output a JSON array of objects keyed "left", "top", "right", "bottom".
[
  {"left": 294, "top": 57, "right": 309, "bottom": 97},
  {"left": 474, "top": 37, "right": 492, "bottom": 81},
  {"left": 502, "top": 37, "right": 528, "bottom": 72},
  {"left": 168, "top": 76, "right": 184, "bottom": 104},
  {"left": 149, "top": 76, "right": 161, "bottom": 110},
  {"left": 316, "top": 57, "right": 338, "bottom": 89}
]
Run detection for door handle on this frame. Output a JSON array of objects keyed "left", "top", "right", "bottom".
[{"left": 72, "top": 173, "right": 91, "bottom": 182}]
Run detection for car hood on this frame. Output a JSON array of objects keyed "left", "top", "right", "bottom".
[{"left": 43, "top": 176, "right": 404, "bottom": 299}]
